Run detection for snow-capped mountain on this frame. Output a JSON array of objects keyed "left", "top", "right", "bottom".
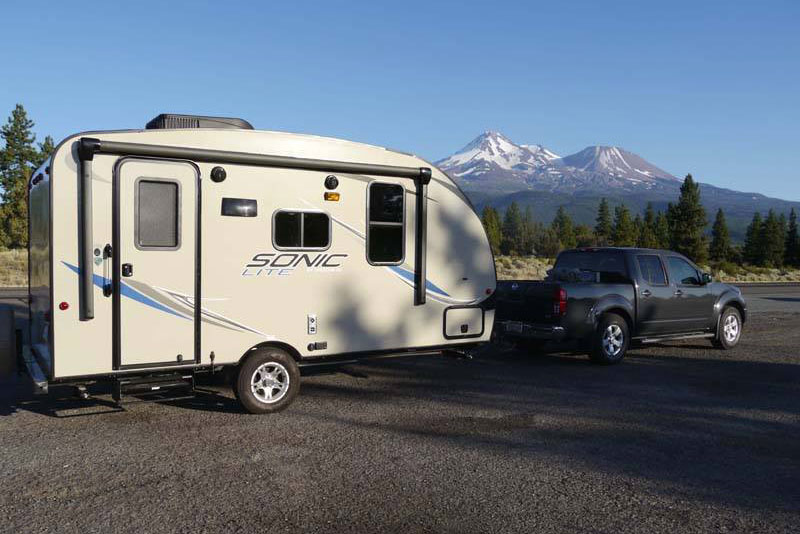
[
  {"left": 558, "top": 146, "right": 676, "bottom": 184},
  {"left": 438, "top": 131, "right": 800, "bottom": 242},
  {"left": 436, "top": 131, "right": 679, "bottom": 193}
]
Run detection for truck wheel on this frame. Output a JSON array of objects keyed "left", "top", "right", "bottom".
[
  {"left": 590, "top": 313, "right": 629, "bottom": 365},
  {"left": 713, "top": 307, "right": 742, "bottom": 350},
  {"left": 235, "top": 348, "right": 300, "bottom": 414}
]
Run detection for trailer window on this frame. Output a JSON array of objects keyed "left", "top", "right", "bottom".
[
  {"left": 136, "top": 179, "right": 179, "bottom": 249},
  {"left": 273, "top": 210, "right": 330, "bottom": 249},
  {"left": 367, "top": 183, "right": 404, "bottom": 264}
]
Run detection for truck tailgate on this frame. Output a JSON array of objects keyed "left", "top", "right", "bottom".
[{"left": 496, "top": 280, "right": 560, "bottom": 324}]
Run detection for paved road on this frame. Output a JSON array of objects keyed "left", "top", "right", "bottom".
[{"left": 1, "top": 298, "right": 798, "bottom": 532}]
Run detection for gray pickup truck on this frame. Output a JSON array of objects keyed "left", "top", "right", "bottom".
[{"left": 494, "top": 247, "right": 747, "bottom": 364}]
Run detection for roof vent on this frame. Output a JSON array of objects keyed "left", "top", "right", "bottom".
[{"left": 145, "top": 114, "right": 254, "bottom": 130}]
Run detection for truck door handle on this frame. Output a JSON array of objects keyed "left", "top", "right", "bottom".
[
  {"left": 641, "top": 289, "right": 652, "bottom": 298},
  {"left": 121, "top": 263, "right": 134, "bottom": 277},
  {"left": 674, "top": 289, "right": 683, "bottom": 296}
]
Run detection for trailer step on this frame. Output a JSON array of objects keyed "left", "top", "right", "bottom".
[
  {"left": 112, "top": 373, "right": 195, "bottom": 404},
  {"left": 21, "top": 346, "right": 48, "bottom": 395}
]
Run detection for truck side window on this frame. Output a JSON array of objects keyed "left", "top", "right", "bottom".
[
  {"left": 636, "top": 255, "right": 667, "bottom": 286},
  {"left": 666, "top": 257, "right": 701, "bottom": 285},
  {"left": 136, "top": 179, "right": 180, "bottom": 249},
  {"left": 273, "top": 210, "right": 330, "bottom": 249},
  {"left": 367, "top": 182, "right": 404, "bottom": 264}
]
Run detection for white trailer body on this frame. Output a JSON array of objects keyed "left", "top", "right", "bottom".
[{"left": 24, "top": 115, "right": 496, "bottom": 412}]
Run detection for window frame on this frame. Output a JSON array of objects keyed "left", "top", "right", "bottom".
[
  {"left": 271, "top": 208, "right": 332, "bottom": 251},
  {"left": 666, "top": 256, "right": 702, "bottom": 287},
  {"left": 134, "top": 177, "right": 182, "bottom": 251},
  {"left": 636, "top": 254, "right": 668, "bottom": 287},
  {"left": 366, "top": 181, "right": 406, "bottom": 266}
]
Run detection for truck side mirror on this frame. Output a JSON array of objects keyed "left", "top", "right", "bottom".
[{"left": 702, "top": 272, "right": 712, "bottom": 285}]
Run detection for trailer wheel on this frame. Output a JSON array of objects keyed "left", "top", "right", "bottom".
[
  {"left": 713, "top": 307, "right": 742, "bottom": 350},
  {"left": 589, "top": 313, "right": 629, "bottom": 365},
  {"left": 235, "top": 348, "right": 300, "bottom": 414}
]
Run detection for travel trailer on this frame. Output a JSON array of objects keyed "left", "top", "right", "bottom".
[{"left": 2, "top": 114, "right": 496, "bottom": 413}]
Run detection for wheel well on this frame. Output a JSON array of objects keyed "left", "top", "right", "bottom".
[
  {"left": 240, "top": 341, "right": 302, "bottom": 365},
  {"left": 600, "top": 307, "right": 633, "bottom": 332},
  {"left": 725, "top": 301, "right": 746, "bottom": 324}
]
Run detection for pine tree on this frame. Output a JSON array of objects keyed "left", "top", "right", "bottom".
[
  {"left": 709, "top": 208, "right": 731, "bottom": 262},
  {"left": 666, "top": 174, "right": 707, "bottom": 263},
  {"left": 760, "top": 209, "right": 785, "bottom": 267},
  {"left": 574, "top": 224, "right": 597, "bottom": 247},
  {"left": 501, "top": 202, "right": 524, "bottom": 255},
  {"left": 551, "top": 206, "right": 576, "bottom": 249},
  {"left": 594, "top": 198, "right": 612, "bottom": 245},
  {"left": 0, "top": 104, "right": 40, "bottom": 248},
  {"left": 637, "top": 203, "right": 659, "bottom": 249},
  {"left": 632, "top": 214, "right": 644, "bottom": 247},
  {"left": 743, "top": 212, "right": 763, "bottom": 265},
  {"left": 480, "top": 206, "right": 502, "bottom": 255},
  {"left": 521, "top": 206, "right": 538, "bottom": 255},
  {"left": 35, "top": 135, "right": 55, "bottom": 168},
  {"left": 785, "top": 208, "right": 799, "bottom": 267},
  {"left": 654, "top": 211, "right": 670, "bottom": 249},
  {"left": 611, "top": 204, "right": 636, "bottom": 246}
]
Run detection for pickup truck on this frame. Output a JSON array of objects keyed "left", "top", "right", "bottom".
[{"left": 494, "top": 247, "right": 747, "bottom": 364}]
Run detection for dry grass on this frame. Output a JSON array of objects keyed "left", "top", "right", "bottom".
[
  {"left": 495, "top": 256, "right": 554, "bottom": 280},
  {"left": 0, "top": 249, "right": 27, "bottom": 287}
]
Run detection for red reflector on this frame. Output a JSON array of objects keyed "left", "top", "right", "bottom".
[
  {"left": 485, "top": 288, "right": 494, "bottom": 295},
  {"left": 59, "top": 302, "right": 69, "bottom": 311}
]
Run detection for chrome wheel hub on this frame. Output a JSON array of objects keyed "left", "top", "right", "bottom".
[
  {"left": 723, "top": 314, "right": 740, "bottom": 343},
  {"left": 602, "top": 324, "right": 624, "bottom": 357},
  {"left": 250, "top": 362, "right": 290, "bottom": 404}
]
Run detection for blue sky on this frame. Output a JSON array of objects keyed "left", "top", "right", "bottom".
[{"left": 2, "top": 0, "right": 799, "bottom": 199}]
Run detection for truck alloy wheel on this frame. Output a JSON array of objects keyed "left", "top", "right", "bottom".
[
  {"left": 590, "top": 313, "right": 629, "bottom": 365},
  {"left": 714, "top": 307, "right": 742, "bottom": 350}
]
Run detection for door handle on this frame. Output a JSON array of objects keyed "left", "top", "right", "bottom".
[
  {"left": 103, "top": 244, "right": 113, "bottom": 296},
  {"left": 674, "top": 289, "right": 683, "bottom": 296},
  {"left": 121, "top": 263, "right": 134, "bottom": 277},
  {"left": 641, "top": 289, "right": 652, "bottom": 298}
]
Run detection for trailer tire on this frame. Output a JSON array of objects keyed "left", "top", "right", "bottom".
[
  {"left": 589, "top": 313, "right": 629, "bottom": 365},
  {"left": 235, "top": 348, "right": 300, "bottom": 414},
  {"left": 713, "top": 306, "right": 742, "bottom": 350}
]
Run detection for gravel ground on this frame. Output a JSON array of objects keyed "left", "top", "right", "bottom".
[{"left": 1, "top": 309, "right": 799, "bottom": 533}]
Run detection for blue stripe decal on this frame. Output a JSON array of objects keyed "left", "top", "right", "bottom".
[
  {"left": 62, "top": 262, "right": 189, "bottom": 320},
  {"left": 388, "top": 265, "right": 450, "bottom": 297}
]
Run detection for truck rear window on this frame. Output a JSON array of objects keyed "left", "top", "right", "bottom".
[{"left": 552, "top": 251, "right": 629, "bottom": 283}]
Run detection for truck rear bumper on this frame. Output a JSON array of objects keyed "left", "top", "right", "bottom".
[{"left": 496, "top": 321, "right": 567, "bottom": 342}]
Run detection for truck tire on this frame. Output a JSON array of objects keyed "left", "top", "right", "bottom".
[
  {"left": 713, "top": 307, "right": 742, "bottom": 350},
  {"left": 0, "top": 305, "right": 17, "bottom": 377},
  {"left": 589, "top": 313, "right": 629, "bottom": 365},
  {"left": 235, "top": 348, "right": 300, "bottom": 414}
]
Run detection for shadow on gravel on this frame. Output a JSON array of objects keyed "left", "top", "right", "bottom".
[{"left": 295, "top": 346, "right": 800, "bottom": 513}]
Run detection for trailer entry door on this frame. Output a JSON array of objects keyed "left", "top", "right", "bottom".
[{"left": 115, "top": 159, "right": 198, "bottom": 369}]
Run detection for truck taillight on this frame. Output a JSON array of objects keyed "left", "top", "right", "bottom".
[{"left": 553, "top": 288, "right": 567, "bottom": 317}]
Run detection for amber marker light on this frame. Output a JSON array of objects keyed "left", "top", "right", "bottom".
[{"left": 324, "top": 192, "right": 340, "bottom": 201}]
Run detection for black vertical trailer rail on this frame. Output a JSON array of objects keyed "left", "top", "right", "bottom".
[
  {"left": 77, "top": 138, "right": 100, "bottom": 320},
  {"left": 414, "top": 169, "right": 431, "bottom": 305},
  {"left": 77, "top": 137, "right": 432, "bottom": 306}
]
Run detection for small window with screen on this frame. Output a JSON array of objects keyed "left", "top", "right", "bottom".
[
  {"left": 273, "top": 210, "right": 330, "bottom": 249},
  {"left": 367, "top": 182, "right": 404, "bottom": 264},
  {"left": 136, "top": 179, "right": 180, "bottom": 249}
]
